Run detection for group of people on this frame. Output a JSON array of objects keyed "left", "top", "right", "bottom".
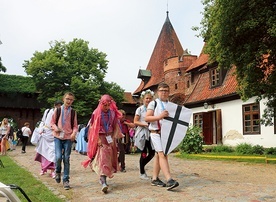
[
  {"left": 82, "top": 82, "right": 179, "bottom": 193},
  {"left": 32, "top": 92, "right": 77, "bottom": 190},
  {"left": 0, "top": 118, "right": 32, "bottom": 155},
  {"left": 2, "top": 82, "right": 179, "bottom": 193}
]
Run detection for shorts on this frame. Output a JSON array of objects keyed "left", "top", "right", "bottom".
[{"left": 150, "top": 133, "right": 163, "bottom": 152}]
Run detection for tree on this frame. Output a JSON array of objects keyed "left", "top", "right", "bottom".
[
  {"left": 198, "top": 0, "right": 276, "bottom": 125},
  {"left": 23, "top": 38, "right": 124, "bottom": 123},
  {"left": 0, "top": 57, "right": 7, "bottom": 72}
]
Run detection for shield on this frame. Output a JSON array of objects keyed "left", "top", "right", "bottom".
[{"left": 161, "top": 102, "right": 192, "bottom": 155}]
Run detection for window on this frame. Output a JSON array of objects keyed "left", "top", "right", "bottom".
[
  {"left": 209, "top": 66, "right": 228, "bottom": 88},
  {"left": 175, "top": 83, "right": 178, "bottom": 90},
  {"left": 242, "top": 103, "right": 260, "bottom": 134},
  {"left": 193, "top": 113, "right": 203, "bottom": 128},
  {"left": 210, "top": 68, "right": 220, "bottom": 87},
  {"left": 186, "top": 80, "right": 190, "bottom": 88}
]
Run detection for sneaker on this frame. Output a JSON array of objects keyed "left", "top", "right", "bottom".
[
  {"left": 101, "top": 183, "right": 108, "bottom": 193},
  {"left": 63, "top": 181, "right": 70, "bottom": 190},
  {"left": 151, "top": 177, "right": 166, "bottom": 187},
  {"left": 55, "top": 173, "right": 61, "bottom": 183},
  {"left": 166, "top": 179, "right": 179, "bottom": 190},
  {"left": 120, "top": 168, "right": 126, "bottom": 173},
  {"left": 140, "top": 173, "right": 149, "bottom": 180}
]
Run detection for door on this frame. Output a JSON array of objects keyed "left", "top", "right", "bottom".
[
  {"left": 203, "top": 112, "right": 213, "bottom": 144},
  {"left": 202, "top": 109, "right": 222, "bottom": 145}
]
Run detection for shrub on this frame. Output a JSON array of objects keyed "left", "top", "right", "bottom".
[
  {"left": 265, "top": 147, "right": 276, "bottom": 155},
  {"left": 179, "top": 125, "right": 203, "bottom": 154},
  {"left": 235, "top": 143, "right": 253, "bottom": 154},
  {"left": 251, "top": 145, "right": 265, "bottom": 155},
  {"left": 211, "top": 145, "right": 234, "bottom": 153}
]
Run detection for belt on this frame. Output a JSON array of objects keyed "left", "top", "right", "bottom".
[
  {"left": 150, "top": 130, "right": 160, "bottom": 134},
  {"left": 99, "top": 132, "right": 113, "bottom": 136}
]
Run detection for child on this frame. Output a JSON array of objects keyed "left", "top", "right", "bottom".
[
  {"left": 82, "top": 94, "right": 123, "bottom": 193},
  {"left": 11, "top": 132, "right": 18, "bottom": 150},
  {"left": 129, "top": 128, "right": 136, "bottom": 154},
  {"left": 134, "top": 89, "right": 155, "bottom": 180},
  {"left": 145, "top": 83, "right": 179, "bottom": 190}
]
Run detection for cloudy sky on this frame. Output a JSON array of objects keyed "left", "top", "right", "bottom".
[{"left": 0, "top": 0, "right": 204, "bottom": 92}]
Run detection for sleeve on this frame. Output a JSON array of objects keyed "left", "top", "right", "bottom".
[
  {"left": 72, "top": 111, "right": 78, "bottom": 134},
  {"left": 135, "top": 106, "right": 141, "bottom": 116},
  {"left": 50, "top": 108, "right": 59, "bottom": 131},
  {"left": 147, "top": 100, "right": 155, "bottom": 111}
]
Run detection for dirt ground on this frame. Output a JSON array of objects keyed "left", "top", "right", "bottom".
[{"left": 6, "top": 145, "right": 276, "bottom": 202}]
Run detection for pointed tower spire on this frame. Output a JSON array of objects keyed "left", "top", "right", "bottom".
[{"left": 134, "top": 11, "right": 184, "bottom": 94}]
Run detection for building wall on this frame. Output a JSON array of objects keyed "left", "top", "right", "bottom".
[
  {"left": 0, "top": 107, "right": 42, "bottom": 131},
  {"left": 190, "top": 97, "right": 275, "bottom": 148}
]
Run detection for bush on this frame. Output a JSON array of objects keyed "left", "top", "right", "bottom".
[
  {"left": 211, "top": 145, "right": 234, "bottom": 153},
  {"left": 179, "top": 125, "right": 203, "bottom": 154},
  {"left": 251, "top": 145, "right": 265, "bottom": 155},
  {"left": 265, "top": 147, "right": 276, "bottom": 155},
  {"left": 235, "top": 143, "right": 253, "bottom": 154}
]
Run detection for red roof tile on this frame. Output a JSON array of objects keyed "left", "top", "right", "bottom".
[
  {"left": 134, "top": 12, "right": 184, "bottom": 94},
  {"left": 123, "top": 92, "right": 136, "bottom": 104},
  {"left": 186, "top": 44, "right": 209, "bottom": 72},
  {"left": 185, "top": 67, "right": 238, "bottom": 104}
]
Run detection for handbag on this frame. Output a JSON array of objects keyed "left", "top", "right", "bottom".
[{"left": 31, "top": 124, "right": 44, "bottom": 146}]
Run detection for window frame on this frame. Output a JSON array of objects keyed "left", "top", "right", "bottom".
[
  {"left": 242, "top": 103, "right": 261, "bottom": 135},
  {"left": 193, "top": 113, "right": 203, "bottom": 129},
  {"left": 209, "top": 67, "right": 220, "bottom": 87}
]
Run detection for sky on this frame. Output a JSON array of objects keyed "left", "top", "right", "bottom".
[{"left": 0, "top": 0, "right": 204, "bottom": 93}]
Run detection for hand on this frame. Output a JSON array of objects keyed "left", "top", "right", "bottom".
[
  {"left": 159, "top": 110, "right": 169, "bottom": 119},
  {"left": 71, "top": 133, "right": 76, "bottom": 141},
  {"left": 98, "top": 140, "right": 102, "bottom": 147}
]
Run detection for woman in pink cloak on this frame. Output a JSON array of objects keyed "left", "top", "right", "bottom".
[{"left": 82, "top": 94, "right": 122, "bottom": 193}]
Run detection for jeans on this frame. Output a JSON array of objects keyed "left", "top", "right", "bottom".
[{"left": 54, "top": 138, "right": 72, "bottom": 182}]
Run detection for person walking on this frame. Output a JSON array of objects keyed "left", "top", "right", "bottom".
[
  {"left": 134, "top": 89, "right": 155, "bottom": 180},
  {"left": 21, "top": 122, "right": 32, "bottom": 154},
  {"left": 0, "top": 118, "right": 11, "bottom": 155},
  {"left": 82, "top": 94, "right": 123, "bottom": 193},
  {"left": 145, "top": 82, "right": 179, "bottom": 190},
  {"left": 34, "top": 100, "right": 63, "bottom": 178},
  {"left": 117, "top": 109, "right": 135, "bottom": 172},
  {"left": 51, "top": 92, "right": 78, "bottom": 190}
]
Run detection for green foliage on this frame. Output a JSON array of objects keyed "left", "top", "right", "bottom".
[
  {"left": 211, "top": 145, "right": 234, "bottom": 153},
  {"left": 251, "top": 144, "right": 265, "bottom": 155},
  {"left": 236, "top": 143, "right": 265, "bottom": 155},
  {"left": 23, "top": 38, "right": 125, "bottom": 123},
  {"left": 235, "top": 143, "right": 253, "bottom": 155},
  {"left": 0, "top": 156, "right": 63, "bottom": 202},
  {"left": 179, "top": 125, "right": 203, "bottom": 154},
  {"left": 199, "top": 0, "right": 276, "bottom": 125},
  {"left": 0, "top": 56, "right": 6, "bottom": 72},
  {"left": 265, "top": 147, "right": 276, "bottom": 155},
  {"left": 0, "top": 74, "right": 36, "bottom": 93}
]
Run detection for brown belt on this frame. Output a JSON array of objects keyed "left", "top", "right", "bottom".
[{"left": 150, "top": 130, "right": 160, "bottom": 134}]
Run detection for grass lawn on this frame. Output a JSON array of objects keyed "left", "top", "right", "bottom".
[
  {"left": 176, "top": 152, "right": 276, "bottom": 164},
  {"left": 0, "top": 155, "right": 64, "bottom": 202}
]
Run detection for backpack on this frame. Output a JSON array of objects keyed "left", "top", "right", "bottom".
[
  {"left": 55, "top": 107, "right": 76, "bottom": 129},
  {"left": 16, "top": 129, "right": 23, "bottom": 139}
]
